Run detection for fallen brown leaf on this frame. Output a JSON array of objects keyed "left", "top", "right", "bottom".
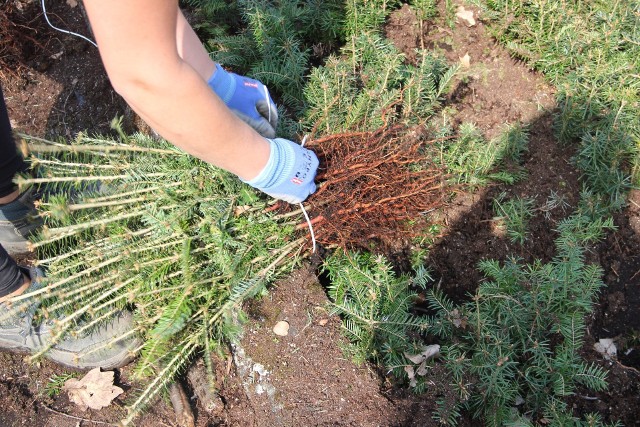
[
  {"left": 456, "top": 6, "right": 476, "bottom": 26},
  {"left": 62, "top": 368, "right": 123, "bottom": 411}
]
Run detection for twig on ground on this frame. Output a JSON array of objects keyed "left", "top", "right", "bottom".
[
  {"left": 616, "top": 360, "right": 640, "bottom": 376},
  {"left": 40, "top": 403, "right": 119, "bottom": 426}
]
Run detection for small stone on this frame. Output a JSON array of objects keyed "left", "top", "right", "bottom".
[
  {"left": 317, "top": 318, "right": 329, "bottom": 326},
  {"left": 273, "top": 321, "right": 290, "bottom": 336},
  {"left": 460, "top": 53, "right": 471, "bottom": 69}
]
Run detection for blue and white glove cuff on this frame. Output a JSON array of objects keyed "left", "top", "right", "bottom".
[
  {"left": 243, "top": 139, "right": 293, "bottom": 189},
  {"left": 207, "top": 64, "right": 236, "bottom": 104},
  {"left": 243, "top": 138, "right": 318, "bottom": 204}
]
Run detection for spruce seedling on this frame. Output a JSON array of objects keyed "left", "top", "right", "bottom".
[
  {"left": 492, "top": 193, "right": 535, "bottom": 244},
  {"left": 427, "top": 213, "right": 616, "bottom": 425},
  {"left": 323, "top": 251, "right": 433, "bottom": 388},
  {"left": 14, "top": 130, "right": 303, "bottom": 424}
]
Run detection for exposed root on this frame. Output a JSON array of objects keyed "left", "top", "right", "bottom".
[
  {"left": 0, "top": 2, "right": 51, "bottom": 77},
  {"left": 290, "top": 124, "right": 450, "bottom": 252}
]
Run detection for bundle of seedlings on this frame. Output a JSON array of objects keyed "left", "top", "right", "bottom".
[
  {"left": 10, "top": 131, "right": 301, "bottom": 424},
  {"left": 4, "top": 21, "right": 457, "bottom": 425},
  {"left": 9, "top": 116, "right": 449, "bottom": 424}
]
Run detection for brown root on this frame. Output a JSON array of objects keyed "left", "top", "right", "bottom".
[
  {"left": 292, "top": 124, "right": 451, "bottom": 253},
  {"left": 0, "top": 2, "right": 52, "bottom": 78}
]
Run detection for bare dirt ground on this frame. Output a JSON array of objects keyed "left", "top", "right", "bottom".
[{"left": 1, "top": 1, "right": 638, "bottom": 426}]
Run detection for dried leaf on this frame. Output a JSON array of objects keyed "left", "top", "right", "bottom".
[
  {"left": 66, "top": 0, "right": 78, "bottom": 7},
  {"left": 421, "top": 344, "right": 440, "bottom": 359},
  {"left": 459, "top": 53, "right": 471, "bottom": 69},
  {"left": 456, "top": 6, "right": 476, "bottom": 26},
  {"left": 594, "top": 338, "right": 617, "bottom": 360},
  {"left": 416, "top": 360, "right": 429, "bottom": 376},
  {"left": 62, "top": 368, "right": 123, "bottom": 411},
  {"left": 404, "top": 365, "right": 417, "bottom": 387},
  {"left": 451, "top": 309, "right": 468, "bottom": 329},
  {"left": 404, "top": 351, "right": 426, "bottom": 364},
  {"left": 404, "top": 365, "right": 415, "bottom": 379},
  {"left": 405, "top": 344, "right": 440, "bottom": 365}
]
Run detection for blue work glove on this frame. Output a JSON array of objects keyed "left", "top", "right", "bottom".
[
  {"left": 208, "top": 64, "right": 279, "bottom": 138},
  {"left": 243, "top": 138, "right": 319, "bottom": 204}
]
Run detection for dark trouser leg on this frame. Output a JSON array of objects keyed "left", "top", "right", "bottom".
[
  {"left": 0, "top": 83, "right": 26, "bottom": 198},
  {"left": 0, "top": 244, "right": 24, "bottom": 298}
]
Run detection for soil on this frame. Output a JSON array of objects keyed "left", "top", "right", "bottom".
[{"left": 1, "top": 1, "right": 638, "bottom": 426}]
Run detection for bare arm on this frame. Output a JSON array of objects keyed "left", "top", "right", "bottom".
[
  {"left": 175, "top": 8, "right": 215, "bottom": 81},
  {"left": 82, "top": 0, "right": 269, "bottom": 180}
]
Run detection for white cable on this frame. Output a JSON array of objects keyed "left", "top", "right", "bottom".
[
  {"left": 299, "top": 201, "right": 316, "bottom": 253},
  {"left": 263, "top": 86, "right": 271, "bottom": 124},
  {"left": 41, "top": 0, "right": 98, "bottom": 48},
  {"left": 299, "top": 135, "right": 317, "bottom": 253}
]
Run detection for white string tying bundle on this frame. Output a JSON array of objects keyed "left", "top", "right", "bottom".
[
  {"left": 299, "top": 135, "right": 317, "bottom": 253},
  {"left": 42, "top": 0, "right": 98, "bottom": 48}
]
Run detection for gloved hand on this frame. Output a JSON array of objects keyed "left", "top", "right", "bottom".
[
  {"left": 243, "top": 138, "right": 319, "bottom": 204},
  {"left": 208, "top": 64, "right": 279, "bottom": 138}
]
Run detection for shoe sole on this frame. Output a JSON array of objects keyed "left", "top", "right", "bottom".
[
  {"left": 2, "top": 241, "right": 31, "bottom": 257},
  {"left": 0, "top": 309, "right": 141, "bottom": 370},
  {"left": 0, "top": 337, "right": 141, "bottom": 370},
  {"left": 47, "top": 336, "right": 142, "bottom": 369},
  {"left": 0, "top": 339, "right": 142, "bottom": 369}
]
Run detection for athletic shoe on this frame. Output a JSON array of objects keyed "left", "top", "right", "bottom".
[
  {"left": 0, "top": 188, "right": 42, "bottom": 256},
  {"left": 0, "top": 266, "right": 139, "bottom": 369}
]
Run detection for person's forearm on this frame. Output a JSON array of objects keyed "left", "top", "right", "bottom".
[
  {"left": 83, "top": 0, "right": 269, "bottom": 180},
  {"left": 176, "top": 9, "right": 215, "bottom": 81},
  {"left": 115, "top": 62, "right": 268, "bottom": 179}
]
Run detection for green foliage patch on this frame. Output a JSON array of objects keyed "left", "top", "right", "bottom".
[
  {"left": 429, "top": 213, "right": 616, "bottom": 425},
  {"left": 15, "top": 131, "right": 303, "bottom": 424},
  {"left": 439, "top": 122, "right": 529, "bottom": 186},
  {"left": 492, "top": 193, "right": 535, "bottom": 244},
  {"left": 477, "top": 0, "right": 640, "bottom": 211},
  {"left": 189, "top": 0, "right": 344, "bottom": 115},
  {"left": 323, "top": 251, "right": 432, "bottom": 387},
  {"left": 328, "top": 214, "right": 617, "bottom": 426},
  {"left": 304, "top": 33, "right": 456, "bottom": 135}
]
